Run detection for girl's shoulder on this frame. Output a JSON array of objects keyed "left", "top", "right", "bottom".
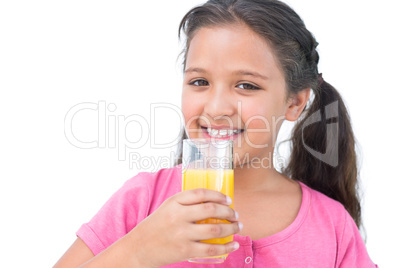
[
  {"left": 300, "top": 181, "right": 345, "bottom": 211},
  {"left": 298, "top": 182, "right": 376, "bottom": 267},
  {"left": 123, "top": 164, "right": 182, "bottom": 192},
  {"left": 298, "top": 181, "right": 351, "bottom": 228},
  {"left": 122, "top": 164, "right": 183, "bottom": 212}
]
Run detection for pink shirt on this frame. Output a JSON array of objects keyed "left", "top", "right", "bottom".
[{"left": 77, "top": 165, "right": 377, "bottom": 267}]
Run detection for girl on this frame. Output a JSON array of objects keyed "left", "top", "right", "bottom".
[{"left": 54, "top": 0, "right": 377, "bottom": 267}]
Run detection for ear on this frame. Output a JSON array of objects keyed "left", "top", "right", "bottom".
[{"left": 285, "top": 88, "right": 311, "bottom": 121}]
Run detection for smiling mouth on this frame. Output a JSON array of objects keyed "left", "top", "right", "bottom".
[{"left": 201, "top": 126, "right": 245, "bottom": 138}]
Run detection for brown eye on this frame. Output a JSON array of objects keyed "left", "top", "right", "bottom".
[
  {"left": 238, "top": 83, "right": 260, "bottom": 90},
  {"left": 190, "top": 79, "right": 209, "bottom": 86}
]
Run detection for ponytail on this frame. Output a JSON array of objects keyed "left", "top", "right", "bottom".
[{"left": 284, "top": 78, "right": 361, "bottom": 228}]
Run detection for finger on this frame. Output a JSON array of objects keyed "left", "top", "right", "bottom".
[
  {"left": 185, "top": 202, "right": 238, "bottom": 222},
  {"left": 189, "top": 240, "right": 240, "bottom": 259},
  {"left": 176, "top": 188, "right": 232, "bottom": 206},
  {"left": 190, "top": 222, "right": 243, "bottom": 241}
]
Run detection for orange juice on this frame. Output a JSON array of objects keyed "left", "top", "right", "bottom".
[{"left": 182, "top": 169, "right": 234, "bottom": 248}]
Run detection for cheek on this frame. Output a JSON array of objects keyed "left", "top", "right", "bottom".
[
  {"left": 241, "top": 102, "right": 270, "bottom": 129},
  {"left": 241, "top": 102, "right": 282, "bottom": 147},
  {"left": 242, "top": 98, "right": 286, "bottom": 127},
  {"left": 181, "top": 90, "right": 203, "bottom": 128}
]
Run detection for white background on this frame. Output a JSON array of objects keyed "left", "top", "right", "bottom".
[{"left": 0, "top": 0, "right": 400, "bottom": 267}]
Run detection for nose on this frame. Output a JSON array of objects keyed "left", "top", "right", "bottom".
[{"left": 203, "top": 85, "right": 236, "bottom": 120}]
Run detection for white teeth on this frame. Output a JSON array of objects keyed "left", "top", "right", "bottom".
[
  {"left": 220, "top": 130, "right": 228, "bottom": 136},
  {"left": 206, "top": 128, "right": 242, "bottom": 138}
]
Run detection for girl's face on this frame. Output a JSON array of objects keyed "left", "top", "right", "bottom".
[{"left": 181, "top": 24, "right": 305, "bottom": 167}]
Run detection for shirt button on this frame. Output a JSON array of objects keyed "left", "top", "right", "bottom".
[{"left": 245, "top": 256, "right": 252, "bottom": 264}]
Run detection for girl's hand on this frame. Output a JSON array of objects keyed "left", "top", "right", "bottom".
[{"left": 128, "top": 188, "right": 241, "bottom": 267}]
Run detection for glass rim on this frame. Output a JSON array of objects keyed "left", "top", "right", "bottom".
[{"left": 183, "top": 138, "right": 233, "bottom": 147}]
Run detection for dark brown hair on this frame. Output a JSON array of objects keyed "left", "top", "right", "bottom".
[{"left": 177, "top": 0, "right": 361, "bottom": 228}]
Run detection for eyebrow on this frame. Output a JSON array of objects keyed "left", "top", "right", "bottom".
[
  {"left": 234, "top": 70, "right": 269, "bottom": 80},
  {"left": 184, "top": 67, "right": 207, "bottom": 74},
  {"left": 184, "top": 67, "right": 268, "bottom": 80}
]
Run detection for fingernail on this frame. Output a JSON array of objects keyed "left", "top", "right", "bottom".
[
  {"left": 233, "top": 242, "right": 239, "bottom": 251},
  {"left": 234, "top": 211, "right": 239, "bottom": 220},
  {"left": 226, "top": 196, "right": 232, "bottom": 205},
  {"left": 238, "top": 222, "right": 243, "bottom": 231}
]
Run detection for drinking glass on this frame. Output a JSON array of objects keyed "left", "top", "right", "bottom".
[{"left": 182, "top": 139, "right": 234, "bottom": 263}]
